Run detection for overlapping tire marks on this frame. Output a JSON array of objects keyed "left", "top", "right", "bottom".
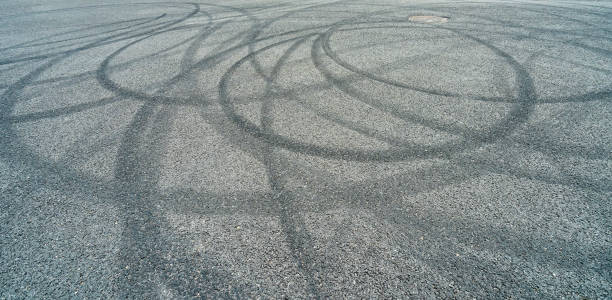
[
  {"left": 0, "top": 3, "right": 199, "bottom": 65},
  {"left": 94, "top": 2, "right": 329, "bottom": 295},
  {"left": 218, "top": 3, "right": 610, "bottom": 294},
  {"left": 260, "top": 37, "right": 321, "bottom": 297},
  {"left": 1, "top": 1, "right": 611, "bottom": 297},
  {"left": 0, "top": 14, "right": 166, "bottom": 53},
  {"left": 220, "top": 23, "right": 537, "bottom": 161},
  {"left": 0, "top": 3, "right": 228, "bottom": 297}
]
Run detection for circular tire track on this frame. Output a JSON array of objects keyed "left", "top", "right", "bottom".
[
  {"left": 219, "top": 19, "right": 537, "bottom": 162},
  {"left": 1, "top": 1, "right": 610, "bottom": 298}
]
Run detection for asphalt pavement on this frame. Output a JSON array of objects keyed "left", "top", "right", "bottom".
[{"left": 0, "top": 0, "right": 610, "bottom": 298}]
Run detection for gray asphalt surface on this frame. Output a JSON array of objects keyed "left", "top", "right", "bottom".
[{"left": 1, "top": 0, "right": 611, "bottom": 298}]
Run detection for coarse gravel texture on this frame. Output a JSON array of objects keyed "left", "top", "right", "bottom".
[{"left": 0, "top": 0, "right": 611, "bottom": 298}]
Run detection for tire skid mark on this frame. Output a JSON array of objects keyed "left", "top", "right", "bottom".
[
  {"left": 0, "top": 1, "right": 610, "bottom": 297},
  {"left": 260, "top": 37, "right": 322, "bottom": 297}
]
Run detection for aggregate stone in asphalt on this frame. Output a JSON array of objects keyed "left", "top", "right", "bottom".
[{"left": 0, "top": 0, "right": 610, "bottom": 298}]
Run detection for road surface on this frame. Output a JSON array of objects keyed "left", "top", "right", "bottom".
[{"left": 1, "top": 0, "right": 610, "bottom": 298}]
